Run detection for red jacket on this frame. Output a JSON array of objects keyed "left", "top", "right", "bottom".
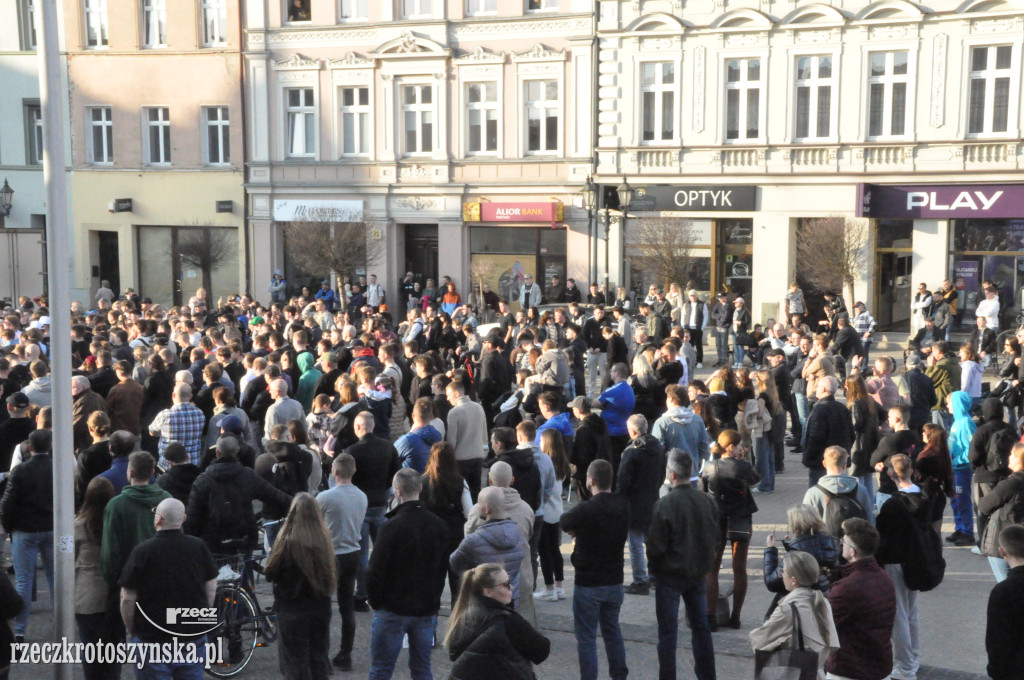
[{"left": 825, "top": 558, "right": 897, "bottom": 680}]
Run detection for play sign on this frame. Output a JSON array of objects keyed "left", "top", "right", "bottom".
[{"left": 857, "top": 184, "right": 1024, "bottom": 219}]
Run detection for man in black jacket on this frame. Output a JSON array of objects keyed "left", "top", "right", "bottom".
[
  {"left": 616, "top": 415, "right": 665, "bottom": 596},
  {"left": 561, "top": 459, "right": 629, "bottom": 680},
  {"left": 870, "top": 404, "right": 922, "bottom": 509},
  {"left": 582, "top": 306, "right": 611, "bottom": 400},
  {"left": 477, "top": 335, "right": 512, "bottom": 427},
  {"left": 491, "top": 427, "right": 541, "bottom": 511},
  {"left": 155, "top": 442, "right": 200, "bottom": 505},
  {"left": 970, "top": 397, "right": 1016, "bottom": 552},
  {"left": 803, "top": 376, "right": 854, "bottom": 487},
  {"left": 366, "top": 469, "right": 449, "bottom": 679},
  {"left": 986, "top": 524, "right": 1024, "bottom": 680},
  {"left": 828, "top": 316, "right": 864, "bottom": 381},
  {"left": 345, "top": 411, "right": 400, "bottom": 611},
  {"left": 571, "top": 397, "right": 613, "bottom": 500},
  {"left": 969, "top": 316, "right": 998, "bottom": 369},
  {"left": 0, "top": 392, "right": 35, "bottom": 475},
  {"left": 902, "top": 355, "right": 937, "bottom": 433}
]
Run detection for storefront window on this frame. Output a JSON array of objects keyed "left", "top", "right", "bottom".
[
  {"left": 470, "top": 226, "right": 566, "bottom": 309},
  {"left": 876, "top": 219, "right": 913, "bottom": 249},
  {"left": 953, "top": 219, "right": 1024, "bottom": 252},
  {"left": 720, "top": 219, "right": 753, "bottom": 245},
  {"left": 950, "top": 219, "right": 1024, "bottom": 330}
]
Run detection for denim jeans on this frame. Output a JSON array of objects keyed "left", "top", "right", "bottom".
[
  {"left": 586, "top": 352, "right": 607, "bottom": 400},
  {"left": 368, "top": 610, "right": 435, "bottom": 680},
  {"left": 713, "top": 328, "right": 728, "bottom": 365},
  {"left": 13, "top": 530, "right": 55, "bottom": 636},
  {"left": 627, "top": 529, "right": 648, "bottom": 584},
  {"left": 931, "top": 409, "right": 953, "bottom": 431},
  {"left": 862, "top": 340, "right": 872, "bottom": 365},
  {"left": 132, "top": 636, "right": 205, "bottom": 680},
  {"left": 884, "top": 564, "right": 919, "bottom": 680},
  {"left": 754, "top": 435, "right": 775, "bottom": 492},
  {"left": 856, "top": 473, "right": 876, "bottom": 501},
  {"left": 952, "top": 468, "right": 974, "bottom": 536},
  {"left": 654, "top": 576, "right": 716, "bottom": 680},
  {"left": 356, "top": 505, "right": 389, "bottom": 600},
  {"left": 794, "top": 392, "right": 809, "bottom": 447},
  {"left": 730, "top": 331, "right": 744, "bottom": 366},
  {"left": 573, "top": 584, "right": 628, "bottom": 680}
]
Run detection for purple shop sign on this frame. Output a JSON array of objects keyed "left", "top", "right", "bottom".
[{"left": 857, "top": 183, "right": 1024, "bottom": 219}]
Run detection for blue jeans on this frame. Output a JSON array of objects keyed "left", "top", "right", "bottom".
[
  {"left": 132, "top": 636, "right": 206, "bottom": 680},
  {"left": 13, "top": 530, "right": 55, "bottom": 637},
  {"left": 931, "top": 409, "right": 953, "bottom": 431},
  {"left": 862, "top": 340, "right": 872, "bottom": 365},
  {"left": 952, "top": 468, "right": 974, "bottom": 536},
  {"left": 369, "top": 610, "right": 434, "bottom": 680},
  {"left": 627, "top": 530, "right": 647, "bottom": 584},
  {"left": 794, "top": 393, "right": 809, "bottom": 447},
  {"left": 573, "top": 584, "right": 628, "bottom": 680},
  {"left": 714, "top": 328, "right": 728, "bottom": 365},
  {"left": 989, "top": 556, "right": 1010, "bottom": 582},
  {"left": 754, "top": 435, "right": 775, "bottom": 492},
  {"left": 856, "top": 473, "right": 875, "bottom": 500},
  {"left": 730, "top": 331, "right": 744, "bottom": 366},
  {"left": 654, "top": 576, "right": 716, "bottom": 680},
  {"left": 356, "top": 505, "right": 388, "bottom": 600}
]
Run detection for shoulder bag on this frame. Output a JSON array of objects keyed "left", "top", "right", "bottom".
[{"left": 754, "top": 603, "right": 820, "bottom": 680}]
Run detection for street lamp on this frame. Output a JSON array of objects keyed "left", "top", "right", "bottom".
[
  {"left": 0, "top": 178, "right": 13, "bottom": 218},
  {"left": 580, "top": 176, "right": 597, "bottom": 289}
]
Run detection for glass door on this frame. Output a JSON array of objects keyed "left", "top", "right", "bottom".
[
  {"left": 716, "top": 219, "right": 753, "bottom": 298},
  {"left": 137, "top": 226, "right": 239, "bottom": 308}
]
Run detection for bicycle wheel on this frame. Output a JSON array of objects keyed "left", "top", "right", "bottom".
[{"left": 206, "top": 584, "right": 259, "bottom": 677}]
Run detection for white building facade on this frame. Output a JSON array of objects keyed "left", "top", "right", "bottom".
[{"left": 597, "top": 0, "right": 1024, "bottom": 331}]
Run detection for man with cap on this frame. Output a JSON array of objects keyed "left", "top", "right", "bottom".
[
  {"left": 681, "top": 290, "right": 710, "bottom": 369},
  {"left": 731, "top": 296, "right": 751, "bottom": 368},
  {"left": 269, "top": 269, "right": 287, "bottom": 303},
  {"left": 199, "top": 414, "right": 257, "bottom": 469},
  {"left": 519, "top": 274, "right": 543, "bottom": 311},
  {"left": 316, "top": 279, "right": 337, "bottom": 312},
  {"left": 155, "top": 442, "right": 201, "bottom": 505},
  {"left": 851, "top": 301, "right": 878, "bottom": 365},
  {"left": 0, "top": 392, "right": 34, "bottom": 477},
  {"left": 710, "top": 291, "right": 731, "bottom": 367}
]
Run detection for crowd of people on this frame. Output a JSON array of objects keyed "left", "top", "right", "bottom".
[{"left": 0, "top": 270, "right": 1021, "bottom": 680}]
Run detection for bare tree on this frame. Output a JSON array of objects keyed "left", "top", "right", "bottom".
[
  {"left": 469, "top": 258, "right": 497, "bottom": 311},
  {"left": 178, "top": 227, "right": 237, "bottom": 297},
  {"left": 281, "top": 208, "right": 385, "bottom": 288},
  {"left": 795, "top": 216, "right": 869, "bottom": 303},
  {"left": 628, "top": 216, "right": 699, "bottom": 289}
]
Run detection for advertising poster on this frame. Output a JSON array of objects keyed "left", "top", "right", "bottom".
[
  {"left": 954, "top": 260, "right": 980, "bottom": 320},
  {"left": 470, "top": 254, "right": 537, "bottom": 311}
]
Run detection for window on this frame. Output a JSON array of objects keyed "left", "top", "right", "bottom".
[
  {"left": 285, "top": 88, "right": 316, "bottom": 157},
  {"left": 725, "top": 57, "right": 762, "bottom": 141},
  {"left": 401, "top": 84, "right": 434, "bottom": 155},
  {"left": 142, "top": 0, "right": 166, "bottom": 48},
  {"left": 527, "top": 0, "right": 555, "bottom": 10},
  {"left": 525, "top": 80, "right": 559, "bottom": 153},
  {"left": 144, "top": 107, "right": 171, "bottom": 164},
  {"left": 466, "top": 82, "right": 498, "bottom": 154},
  {"left": 794, "top": 55, "right": 833, "bottom": 140},
  {"left": 83, "top": 0, "right": 108, "bottom": 48},
  {"left": 201, "top": 0, "right": 227, "bottom": 46},
  {"left": 867, "top": 51, "right": 909, "bottom": 139},
  {"left": 339, "top": 0, "right": 367, "bottom": 19},
  {"left": 19, "top": 0, "right": 37, "bottom": 50},
  {"left": 402, "top": 0, "right": 430, "bottom": 18},
  {"left": 204, "top": 106, "right": 230, "bottom": 164},
  {"left": 339, "top": 87, "right": 370, "bottom": 155},
  {"left": 88, "top": 107, "right": 113, "bottom": 164},
  {"left": 968, "top": 45, "right": 1013, "bottom": 136},
  {"left": 466, "top": 0, "right": 496, "bottom": 14},
  {"left": 640, "top": 62, "right": 675, "bottom": 143},
  {"left": 286, "top": 0, "right": 310, "bottom": 22},
  {"left": 25, "top": 103, "right": 43, "bottom": 165}
]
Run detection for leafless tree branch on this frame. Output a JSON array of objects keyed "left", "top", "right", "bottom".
[
  {"left": 628, "top": 216, "right": 698, "bottom": 289},
  {"left": 281, "top": 208, "right": 385, "bottom": 283},
  {"left": 795, "top": 216, "right": 869, "bottom": 303}
]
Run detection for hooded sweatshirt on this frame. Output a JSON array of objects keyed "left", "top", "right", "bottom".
[
  {"left": 652, "top": 406, "right": 710, "bottom": 472},
  {"left": 802, "top": 473, "right": 875, "bottom": 524},
  {"left": 100, "top": 484, "right": 172, "bottom": 586},
  {"left": 949, "top": 391, "right": 976, "bottom": 470},
  {"left": 450, "top": 518, "right": 528, "bottom": 606},
  {"left": 294, "top": 353, "right": 322, "bottom": 413},
  {"left": 394, "top": 424, "right": 443, "bottom": 473},
  {"left": 969, "top": 397, "right": 1015, "bottom": 484},
  {"left": 22, "top": 376, "right": 52, "bottom": 408}
]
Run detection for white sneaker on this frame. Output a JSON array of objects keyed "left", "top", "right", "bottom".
[
  {"left": 696, "top": 363, "right": 703, "bottom": 369},
  {"left": 971, "top": 545, "right": 983, "bottom": 555},
  {"left": 555, "top": 586, "right": 566, "bottom": 600},
  {"left": 533, "top": 589, "right": 557, "bottom": 602}
]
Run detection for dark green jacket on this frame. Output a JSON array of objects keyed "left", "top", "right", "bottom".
[
  {"left": 646, "top": 483, "right": 720, "bottom": 584},
  {"left": 100, "top": 484, "right": 172, "bottom": 586},
  {"left": 926, "top": 356, "right": 961, "bottom": 412}
]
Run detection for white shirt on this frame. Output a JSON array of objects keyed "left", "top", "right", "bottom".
[
  {"left": 366, "top": 283, "right": 384, "bottom": 308},
  {"left": 976, "top": 296, "right": 1001, "bottom": 330}
]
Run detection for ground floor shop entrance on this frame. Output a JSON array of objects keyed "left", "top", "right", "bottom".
[{"left": 137, "top": 225, "right": 240, "bottom": 308}]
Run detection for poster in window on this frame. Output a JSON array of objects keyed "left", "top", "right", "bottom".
[{"left": 470, "top": 254, "right": 538, "bottom": 312}]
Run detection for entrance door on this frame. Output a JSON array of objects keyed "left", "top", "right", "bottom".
[
  {"left": 875, "top": 252, "right": 912, "bottom": 331},
  {"left": 716, "top": 219, "right": 754, "bottom": 299},
  {"left": 404, "top": 224, "right": 438, "bottom": 286},
  {"left": 138, "top": 226, "right": 239, "bottom": 308},
  {"left": 97, "top": 231, "right": 121, "bottom": 296}
]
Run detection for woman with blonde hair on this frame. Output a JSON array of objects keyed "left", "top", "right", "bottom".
[
  {"left": 761, "top": 504, "right": 838, "bottom": 618},
  {"left": 264, "top": 493, "right": 337, "bottom": 680},
  {"left": 534, "top": 430, "right": 570, "bottom": 602},
  {"left": 628, "top": 347, "right": 660, "bottom": 422},
  {"left": 750, "top": 551, "right": 839, "bottom": 680}
]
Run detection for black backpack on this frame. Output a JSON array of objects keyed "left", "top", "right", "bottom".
[
  {"left": 815, "top": 485, "right": 868, "bottom": 538},
  {"left": 899, "top": 495, "right": 946, "bottom": 592},
  {"left": 986, "top": 425, "right": 1016, "bottom": 473}
]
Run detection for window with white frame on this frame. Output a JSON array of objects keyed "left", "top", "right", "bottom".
[
  {"left": 466, "top": 0, "right": 496, "bottom": 14},
  {"left": 640, "top": 62, "right": 675, "bottom": 143},
  {"left": 204, "top": 106, "right": 230, "bottom": 164},
  {"left": 967, "top": 45, "right": 1013, "bottom": 136},
  {"left": 466, "top": 82, "right": 498, "bottom": 154},
  {"left": 527, "top": 0, "right": 555, "bottom": 10},
  {"left": 19, "top": 0, "right": 37, "bottom": 50},
  {"left": 525, "top": 80, "right": 559, "bottom": 153},
  {"left": 285, "top": 88, "right": 316, "bottom": 157},
  {"left": 794, "top": 55, "right": 833, "bottom": 140},
  {"left": 339, "top": 86, "right": 370, "bottom": 156},
  {"left": 725, "top": 57, "right": 762, "bottom": 141},
  {"left": 339, "top": 0, "right": 367, "bottom": 19},
  {"left": 402, "top": 0, "right": 431, "bottom": 18},
  {"left": 83, "top": 0, "right": 108, "bottom": 48},
  {"left": 142, "top": 0, "right": 166, "bottom": 48},
  {"left": 201, "top": 0, "right": 227, "bottom": 46},
  {"left": 867, "top": 51, "right": 909, "bottom": 139},
  {"left": 144, "top": 107, "right": 171, "bottom": 164},
  {"left": 286, "top": 0, "right": 311, "bottom": 22},
  {"left": 401, "top": 84, "right": 434, "bottom": 155},
  {"left": 88, "top": 107, "right": 113, "bottom": 164},
  {"left": 25, "top": 103, "right": 43, "bottom": 165}
]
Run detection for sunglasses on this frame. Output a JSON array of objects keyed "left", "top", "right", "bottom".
[{"left": 494, "top": 580, "right": 512, "bottom": 590}]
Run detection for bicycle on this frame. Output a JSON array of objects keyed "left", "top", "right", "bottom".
[{"left": 206, "top": 551, "right": 278, "bottom": 677}]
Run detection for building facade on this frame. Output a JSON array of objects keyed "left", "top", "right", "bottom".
[
  {"left": 244, "top": 0, "right": 596, "bottom": 305},
  {"left": 597, "top": 0, "right": 1024, "bottom": 331},
  {"left": 63, "top": 0, "right": 246, "bottom": 307}
]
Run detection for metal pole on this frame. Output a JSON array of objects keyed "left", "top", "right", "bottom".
[
  {"left": 603, "top": 208, "right": 610, "bottom": 299},
  {"left": 37, "top": 1, "right": 75, "bottom": 676},
  {"left": 588, "top": 207, "right": 595, "bottom": 289}
]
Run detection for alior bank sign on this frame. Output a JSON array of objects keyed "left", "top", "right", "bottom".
[{"left": 857, "top": 184, "right": 1024, "bottom": 219}]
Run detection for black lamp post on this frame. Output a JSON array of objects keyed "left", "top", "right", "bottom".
[
  {"left": 0, "top": 179, "right": 13, "bottom": 218},
  {"left": 615, "top": 177, "right": 632, "bottom": 295},
  {"left": 580, "top": 175, "right": 597, "bottom": 290}
]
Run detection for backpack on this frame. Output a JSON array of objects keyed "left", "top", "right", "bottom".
[
  {"left": 899, "top": 496, "right": 946, "bottom": 592},
  {"left": 206, "top": 477, "right": 256, "bottom": 551},
  {"left": 815, "top": 485, "right": 868, "bottom": 538},
  {"left": 986, "top": 425, "right": 1016, "bottom": 473}
]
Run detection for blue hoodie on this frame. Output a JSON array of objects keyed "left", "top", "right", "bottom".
[
  {"left": 394, "top": 425, "right": 443, "bottom": 474},
  {"left": 535, "top": 412, "right": 575, "bottom": 446},
  {"left": 598, "top": 381, "right": 636, "bottom": 437},
  {"left": 948, "top": 391, "right": 976, "bottom": 469}
]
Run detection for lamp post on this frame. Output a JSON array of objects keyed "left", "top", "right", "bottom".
[
  {"left": 616, "top": 177, "right": 632, "bottom": 295},
  {"left": 0, "top": 178, "right": 13, "bottom": 218},
  {"left": 580, "top": 175, "right": 597, "bottom": 290}
]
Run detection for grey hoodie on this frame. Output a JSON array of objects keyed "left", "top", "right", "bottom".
[
  {"left": 23, "top": 376, "right": 52, "bottom": 408},
  {"left": 801, "top": 473, "right": 875, "bottom": 524},
  {"left": 651, "top": 406, "right": 710, "bottom": 470}
]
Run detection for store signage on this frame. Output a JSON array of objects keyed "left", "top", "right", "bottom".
[
  {"left": 857, "top": 184, "right": 1024, "bottom": 219},
  {"left": 273, "top": 199, "right": 363, "bottom": 222},
  {"left": 629, "top": 185, "right": 757, "bottom": 212},
  {"left": 109, "top": 198, "right": 133, "bottom": 213},
  {"left": 462, "top": 201, "right": 563, "bottom": 227},
  {"left": 216, "top": 201, "right": 234, "bottom": 213}
]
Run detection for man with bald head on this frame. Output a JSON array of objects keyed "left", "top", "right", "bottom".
[
  {"left": 120, "top": 497, "right": 218, "bottom": 675},
  {"left": 262, "top": 377, "right": 304, "bottom": 445},
  {"left": 149, "top": 382, "right": 205, "bottom": 467},
  {"left": 451, "top": 486, "right": 529, "bottom": 609}
]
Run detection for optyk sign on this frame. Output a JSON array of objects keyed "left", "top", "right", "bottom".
[{"left": 857, "top": 184, "right": 1024, "bottom": 219}]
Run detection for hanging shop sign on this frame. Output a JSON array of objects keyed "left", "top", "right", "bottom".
[
  {"left": 628, "top": 185, "right": 757, "bottom": 212},
  {"left": 463, "top": 201, "right": 564, "bottom": 227},
  {"left": 273, "top": 199, "right": 363, "bottom": 222},
  {"left": 858, "top": 184, "right": 1024, "bottom": 219}
]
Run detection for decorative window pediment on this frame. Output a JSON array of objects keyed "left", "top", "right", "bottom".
[
  {"left": 375, "top": 30, "right": 449, "bottom": 59},
  {"left": 454, "top": 46, "right": 506, "bottom": 64},
  {"left": 710, "top": 8, "right": 775, "bottom": 30},
  {"left": 853, "top": 0, "right": 927, "bottom": 22},
  {"left": 512, "top": 43, "right": 567, "bottom": 63},
  {"left": 327, "top": 51, "right": 372, "bottom": 69},
  {"left": 272, "top": 53, "right": 322, "bottom": 70}
]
